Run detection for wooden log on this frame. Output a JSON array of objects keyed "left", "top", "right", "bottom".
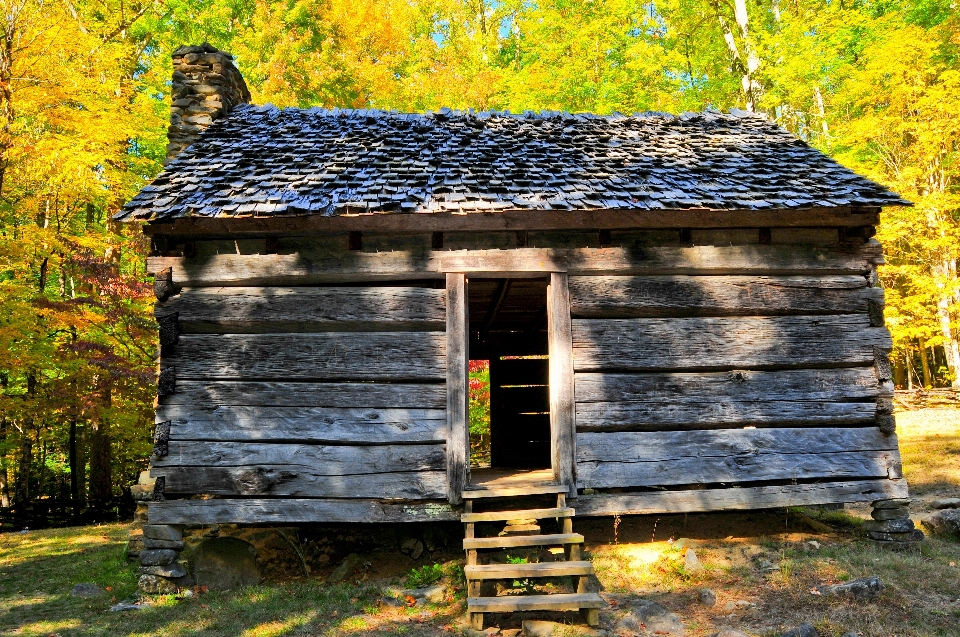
[
  {"left": 568, "top": 275, "right": 884, "bottom": 318},
  {"left": 157, "top": 286, "right": 445, "bottom": 333},
  {"left": 157, "top": 405, "right": 447, "bottom": 444},
  {"left": 148, "top": 498, "right": 458, "bottom": 524},
  {"left": 161, "top": 380, "right": 446, "bottom": 409},
  {"left": 163, "top": 333, "right": 446, "bottom": 381},
  {"left": 154, "top": 466, "right": 446, "bottom": 499},
  {"left": 145, "top": 242, "right": 885, "bottom": 286},
  {"left": 576, "top": 427, "right": 901, "bottom": 488},
  {"left": 143, "top": 207, "right": 879, "bottom": 237},
  {"left": 574, "top": 368, "right": 882, "bottom": 431},
  {"left": 573, "top": 479, "right": 909, "bottom": 516},
  {"left": 153, "top": 441, "right": 445, "bottom": 474},
  {"left": 446, "top": 273, "right": 470, "bottom": 505},
  {"left": 548, "top": 273, "right": 577, "bottom": 495},
  {"left": 572, "top": 315, "right": 891, "bottom": 372}
]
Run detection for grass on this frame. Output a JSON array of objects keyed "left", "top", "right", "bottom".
[{"left": 3, "top": 407, "right": 960, "bottom": 636}]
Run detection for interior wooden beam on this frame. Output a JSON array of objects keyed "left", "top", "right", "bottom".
[
  {"left": 480, "top": 279, "right": 511, "bottom": 340},
  {"left": 142, "top": 206, "right": 881, "bottom": 237}
]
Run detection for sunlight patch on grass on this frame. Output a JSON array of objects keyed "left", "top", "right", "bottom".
[
  {"left": 239, "top": 611, "right": 317, "bottom": 637},
  {"left": 896, "top": 408, "right": 960, "bottom": 495},
  {"left": 15, "top": 618, "right": 82, "bottom": 636}
]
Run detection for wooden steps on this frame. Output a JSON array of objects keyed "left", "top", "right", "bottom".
[
  {"left": 462, "top": 533, "right": 583, "bottom": 550},
  {"left": 461, "top": 507, "right": 574, "bottom": 523},
  {"left": 467, "top": 592, "right": 605, "bottom": 613},
  {"left": 465, "top": 561, "right": 594, "bottom": 580},
  {"left": 461, "top": 483, "right": 603, "bottom": 630}
]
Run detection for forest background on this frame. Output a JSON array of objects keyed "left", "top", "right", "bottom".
[{"left": 0, "top": 0, "right": 958, "bottom": 515}]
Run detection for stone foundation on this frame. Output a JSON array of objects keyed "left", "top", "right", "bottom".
[{"left": 866, "top": 498, "right": 924, "bottom": 549}]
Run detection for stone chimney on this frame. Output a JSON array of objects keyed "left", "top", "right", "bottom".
[{"left": 167, "top": 43, "right": 250, "bottom": 162}]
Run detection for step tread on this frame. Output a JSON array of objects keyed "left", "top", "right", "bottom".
[
  {"left": 463, "top": 484, "right": 568, "bottom": 499},
  {"left": 467, "top": 592, "right": 605, "bottom": 612},
  {"left": 465, "top": 560, "right": 594, "bottom": 580},
  {"left": 461, "top": 507, "right": 575, "bottom": 523},
  {"left": 463, "top": 533, "right": 584, "bottom": 550}
]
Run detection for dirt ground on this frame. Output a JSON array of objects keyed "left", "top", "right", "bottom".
[{"left": 2, "top": 406, "right": 960, "bottom": 637}]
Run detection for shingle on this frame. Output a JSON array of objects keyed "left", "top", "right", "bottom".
[{"left": 114, "top": 106, "right": 910, "bottom": 221}]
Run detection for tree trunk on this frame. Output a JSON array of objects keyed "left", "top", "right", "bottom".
[
  {"left": 0, "top": 417, "right": 9, "bottom": 508},
  {"left": 88, "top": 378, "right": 113, "bottom": 503},
  {"left": 936, "top": 288, "right": 960, "bottom": 387},
  {"left": 919, "top": 341, "right": 933, "bottom": 388},
  {"left": 69, "top": 417, "right": 80, "bottom": 514},
  {"left": 905, "top": 347, "right": 915, "bottom": 390},
  {"left": 15, "top": 435, "right": 31, "bottom": 504}
]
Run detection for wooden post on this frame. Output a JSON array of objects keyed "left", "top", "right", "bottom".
[
  {"left": 446, "top": 273, "right": 469, "bottom": 505},
  {"left": 548, "top": 273, "right": 576, "bottom": 497}
]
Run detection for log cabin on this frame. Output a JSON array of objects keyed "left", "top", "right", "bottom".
[{"left": 120, "top": 45, "right": 912, "bottom": 535}]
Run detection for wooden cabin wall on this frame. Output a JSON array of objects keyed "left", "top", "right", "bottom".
[
  {"left": 152, "top": 282, "right": 449, "bottom": 502},
  {"left": 145, "top": 225, "right": 905, "bottom": 523}
]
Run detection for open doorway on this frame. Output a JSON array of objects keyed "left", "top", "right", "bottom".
[{"left": 467, "top": 277, "right": 551, "bottom": 477}]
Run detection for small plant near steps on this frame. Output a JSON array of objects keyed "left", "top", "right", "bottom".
[{"left": 461, "top": 483, "right": 604, "bottom": 631}]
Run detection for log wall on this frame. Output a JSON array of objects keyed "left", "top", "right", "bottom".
[
  {"left": 147, "top": 228, "right": 901, "bottom": 522},
  {"left": 152, "top": 284, "right": 448, "bottom": 501}
]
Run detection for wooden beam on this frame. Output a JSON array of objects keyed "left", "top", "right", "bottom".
[
  {"left": 163, "top": 333, "right": 446, "bottom": 381},
  {"left": 158, "top": 405, "right": 447, "bottom": 444},
  {"left": 568, "top": 275, "right": 884, "bottom": 318},
  {"left": 141, "top": 207, "right": 881, "bottom": 237},
  {"left": 446, "top": 273, "right": 469, "bottom": 505},
  {"left": 480, "top": 279, "right": 511, "bottom": 339},
  {"left": 157, "top": 286, "right": 445, "bottom": 333},
  {"left": 571, "top": 315, "right": 892, "bottom": 372},
  {"left": 574, "top": 368, "right": 885, "bottom": 431},
  {"left": 154, "top": 467, "right": 447, "bottom": 499},
  {"left": 548, "top": 273, "right": 577, "bottom": 497},
  {"left": 148, "top": 498, "right": 459, "bottom": 524},
  {"left": 576, "top": 427, "right": 901, "bottom": 489},
  {"left": 161, "top": 380, "right": 446, "bottom": 409},
  {"left": 145, "top": 242, "right": 886, "bottom": 286},
  {"left": 573, "top": 479, "right": 909, "bottom": 517}
]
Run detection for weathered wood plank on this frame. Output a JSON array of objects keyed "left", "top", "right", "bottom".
[
  {"left": 548, "top": 273, "right": 577, "bottom": 494},
  {"left": 572, "top": 315, "right": 892, "bottom": 372},
  {"left": 157, "top": 405, "right": 447, "bottom": 444},
  {"left": 146, "top": 242, "right": 884, "bottom": 286},
  {"left": 574, "top": 368, "right": 885, "bottom": 431},
  {"left": 161, "top": 381, "right": 446, "bottom": 409},
  {"left": 569, "top": 275, "right": 884, "bottom": 318},
  {"left": 148, "top": 498, "right": 458, "bottom": 524},
  {"left": 154, "top": 466, "right": 446, "bottom": 499},
  {"left": 577, "top": 427, "right": 901, "bottom": 488},
  {"left": 157, "top": 286, "right": 445, "bottom": 333},
  {"left": 163, "top": 333, "right": 446, "bottom": 381},
  {"left": 574, "top": 479, "right": 909, "bottom": 516},
  {"left": 143, "top": 207, "right": 879, "bottom": 237},
  {"left": 446, "top": 273, "right": 470, "bottom": 506},
  {"left": 153, "top": 441, "right": 445, "bottom": 474}
]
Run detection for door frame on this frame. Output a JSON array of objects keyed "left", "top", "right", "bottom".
[{"left": 444, "top": 271, "right": 577, "bottom": 505}]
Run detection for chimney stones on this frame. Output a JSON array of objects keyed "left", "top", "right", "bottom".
[{"left": 167, "top": 43, "right": 250, "bottom": 163}]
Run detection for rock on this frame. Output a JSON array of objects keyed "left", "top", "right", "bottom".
[
  {"left": 328, "top": 553, "right": 364, "bottom": 583},
  {"left": 109, "top": 601, "right": 146, "bottom": 612},
  {"left": 930, "top": 498, "right": 960, "bottom": 510},
  {"left": 616, "top": 600, "right": 685, "bottom": 636},
  {"left": 871, "top": 507, "right": 910, "bottom": 521},
  {"left": 781, "top": 623, "right": 818, "bottom": 637},
  {"left": 501, "top": 630, "right": 522, "bottom": 637},
  {"left": 192, "top": 537, "right": 261, "bottom": 590},
  {"left": 139, "top": 562, "right": 187, "bottom": 578},
  {"left": 872, "top": 498, "right": 911, "bottom": 509},
  {"left": 139, "top": 549, "right": 178, "bottom": 566},
  {"left": 925, "top": 509, "right": 960, "bottom": 538},
  {"left": 867, "top": 529, "right": 925, "bottom": 542},
  {"left": 410, "top": 540, "right": 425, "bottom": 560},
  {"left": 523, "top": 620, "right": 606, "bottom": 636},
  {"left": 399, "top": 537, "right": 419, "bottom": 554},
  {"left": 142, "top": 538, "right": 185, "bottom": 550},
  {"left": 863, "top": 519, "right": 914, "bottom": 534},
  {"left": 138, "top": 574, "right": 178, "bottom": 594},
  {"left": 70, "top": 583, "right": 103, "bottom": 598},
  {"left": 685, "top": 549, "right": 703, "bottom": 572},
  {"left": 379, "top": 596, "right": 403, "bottom": 607},
  {"left": 758, "top": 559, "right": 779, "bottom": 572},
  {"left": 709, "top": 630, "right": 752, "bottom": 637},
  {"left": 419, "top": 584, "right": 446, "bottom": 603},
  {"left": 817, "top": 576, "right": 883, "bottom": 602},
  {"left": 130, "top": 484, "right": 154, "bottom": 502},
  {"left": 142, "top": 524, "right": 182, "bottom": 542},
  {"left": 698, "top": 588, "right": 717, "bottom": 607}
]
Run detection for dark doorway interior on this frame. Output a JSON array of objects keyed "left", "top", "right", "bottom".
[{"left": 468, "top": 278, "right": 550, "bottom": 470}]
